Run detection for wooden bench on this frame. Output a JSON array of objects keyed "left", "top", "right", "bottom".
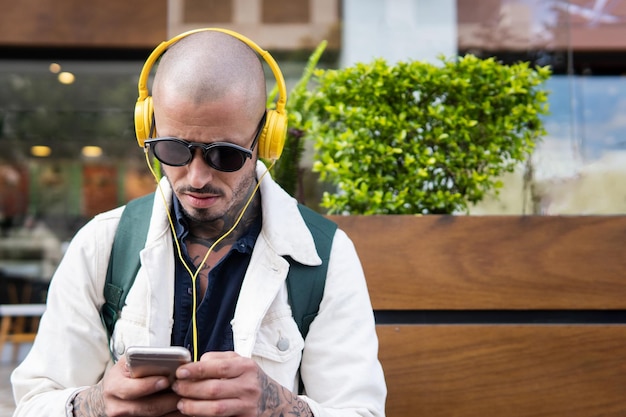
[
  {"left": 330, "top": 215, "right": 626, "bottom": 417},
  {"left": 0, "top": 303, "right": 46, "bottom": 363}
]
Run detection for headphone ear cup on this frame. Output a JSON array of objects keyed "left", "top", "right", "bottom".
[
  {"left": 258, "top": 109, "right": 287, "bottom": 160},
  {"left": 134, "top": 96, "right": 154, "bottom": 147}
]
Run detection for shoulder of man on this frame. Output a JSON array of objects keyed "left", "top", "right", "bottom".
[
  {"left": 295, "top": 204, "right": 337, "bottom": 260},
  {"left": 286, "top": 204, "right": 337, "bottom": 339}
]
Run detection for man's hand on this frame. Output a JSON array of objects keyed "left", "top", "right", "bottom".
[
  {"left": 72, "top": 355, "right": 183, "bottom": 417},
  {"left": 172, "top": 351, "right": 313, "bottom": 417}
]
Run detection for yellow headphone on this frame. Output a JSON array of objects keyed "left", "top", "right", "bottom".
[{"left": 134, "top": 28, "right": 288, "bottom": 161}]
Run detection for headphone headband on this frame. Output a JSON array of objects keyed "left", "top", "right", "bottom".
[{"left": 135, "top": 28, "right": 288, "bottom": 160}]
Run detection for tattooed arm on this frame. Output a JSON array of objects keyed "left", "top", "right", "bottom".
[
  {"left": 257, "top": 371, "right": 313, "bottom": 417},
  {"left": 71, "top": 383, "right": 105, "bottom": 417}
]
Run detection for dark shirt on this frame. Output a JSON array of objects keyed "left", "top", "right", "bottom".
[{"left": 170, "top": 197, "right": 261, "bottom": 358}]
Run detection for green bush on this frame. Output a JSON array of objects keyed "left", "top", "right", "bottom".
[{"left": 305, "top": 54, "right": 551, "bottom": 214}]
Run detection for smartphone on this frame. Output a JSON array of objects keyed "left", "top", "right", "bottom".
[{"left": 125, "top": 346, "right": 191, "bottom": 379}]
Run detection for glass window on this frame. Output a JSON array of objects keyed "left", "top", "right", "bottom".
[{"left": 0, "top": 60, "right": 155, "bottom": 241}]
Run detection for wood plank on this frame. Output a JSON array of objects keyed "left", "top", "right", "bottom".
[
  {"left": 377, "top": 324, "right": 626, "bottom": 417},
  {"left": 331, "top": 215, "right": 626, "bottom": 309}
]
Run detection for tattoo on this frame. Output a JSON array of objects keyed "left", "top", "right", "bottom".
[
  {"left": 187, "top": 234, "right": 234, "bottom": 252},
  {"left": 258, "top": 372, "right": 281, "bottom": 412},
  {"left": 257, "top": 370, "right": 313, "bottom": 417},
  {"left": 189, "top": 254, "right": 211, "bottom": 275},
  {"left": 236, "top": 191, "right": 262, "bottom": 234},
  {"left": 72, "top": 382, "right": 106, "bottom": 417},
  {"left": 184, "top": 191, "right": 260, "bottom": 273}
]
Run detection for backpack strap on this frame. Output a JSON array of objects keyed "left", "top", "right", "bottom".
[
  {"left": 101, "top": 192, "right": 155, "bottom": 339},
  {"left": 287, "top": 204, "right": 337, "bottom": 340}
]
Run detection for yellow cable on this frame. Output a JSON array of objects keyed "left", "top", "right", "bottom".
[{"left": 144, "top": 149, "right": 275, "bottom": 361}]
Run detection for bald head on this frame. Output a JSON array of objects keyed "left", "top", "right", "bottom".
[{"left": 152, "top": 31, "right": 267, "bottom": 119}]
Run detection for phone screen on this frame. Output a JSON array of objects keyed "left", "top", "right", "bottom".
[{"left": 126, "top": 346, "right": 191, "bottom": 379}]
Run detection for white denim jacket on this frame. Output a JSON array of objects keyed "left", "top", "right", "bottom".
[{"left": 11, "top": 162, "right": 387, "bottom": 417}]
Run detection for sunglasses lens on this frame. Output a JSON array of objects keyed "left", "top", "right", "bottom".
[
  {"left": 205, "top": 147, "right": 247, "bottom": 172},
  {"left": 149, "top": 139, "right": 250, "bottom": 171},
  {"left": 152, "top": 140, "right": 192, "bottom": 166}
]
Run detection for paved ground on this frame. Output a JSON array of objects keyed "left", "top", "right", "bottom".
[
  {"left": 1, "top": 363, "right": 15, "bottom": 417},
  {"left": 1, "top": 343, "right": 31, "bottom": 417}
]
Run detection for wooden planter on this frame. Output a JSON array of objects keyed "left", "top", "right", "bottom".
[{"left": 329, "top": 215, "right": 626, "bottom": 417}]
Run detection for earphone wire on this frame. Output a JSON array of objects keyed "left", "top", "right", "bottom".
[{"left": 143, "top": 148, "right": 275, "bottom": 361}]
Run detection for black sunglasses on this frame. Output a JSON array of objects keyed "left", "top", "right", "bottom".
[{"left": 145, "top": 113, "right": 266, "bottom": 172}]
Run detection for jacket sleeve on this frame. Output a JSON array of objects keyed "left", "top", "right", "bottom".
[
  {"left": 11, "top": 209, "right": 122, "bottom": 417},
  {"left": 299, "top": 229, "right": 387, "bottom": 417}
]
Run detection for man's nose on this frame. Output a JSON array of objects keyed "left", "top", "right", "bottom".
[{"left": 186, "top": 148, "right": 214, "bottom": 185}]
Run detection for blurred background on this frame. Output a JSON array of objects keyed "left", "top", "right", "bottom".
[
  {"left": 2, "top": 0, "right": 626, "bottom": 242},
  {"left": 1, "top": 0, "right": 626, "bottom": 411}
]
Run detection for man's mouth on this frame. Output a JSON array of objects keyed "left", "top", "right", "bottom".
[{"left": 184, "top": 192, "right": 219, "bottom": 209}]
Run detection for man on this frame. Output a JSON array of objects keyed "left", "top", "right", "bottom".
[{"left": 12, "top": 30, "right": 386, "bottom": 417}]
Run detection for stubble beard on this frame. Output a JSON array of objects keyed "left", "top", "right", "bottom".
[{"left": 172, "top": 169, "right": 259, "bottom": 233}]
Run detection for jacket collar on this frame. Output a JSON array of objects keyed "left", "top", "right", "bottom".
[{"left": 256, "top": 162, "right": 322, "bottom": 267}]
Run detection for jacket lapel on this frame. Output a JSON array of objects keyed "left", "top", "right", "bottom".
[
  {"left": 231, "top": 163, "right": 321, "bottom": 356},
  {"left": 231, "top": 238, "right": 290, "bottom": 357}
]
